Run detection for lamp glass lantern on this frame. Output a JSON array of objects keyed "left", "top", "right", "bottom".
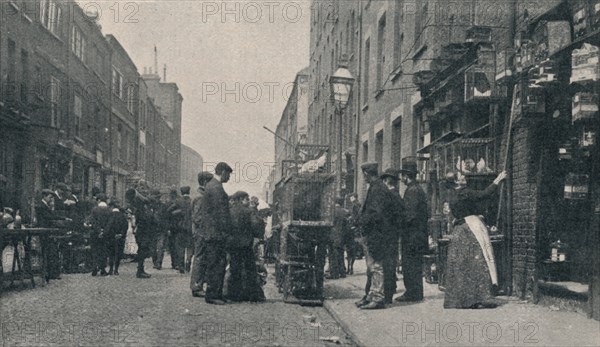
[
  {"left": 329, "top": 63, "right": 355, "bottom": 196},
  {"left": 329, "top": 64, "right": 355, "bottom": 111}
]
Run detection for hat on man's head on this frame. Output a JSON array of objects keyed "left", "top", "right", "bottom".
[
  {"left": 360, "top": 162, "right": 379, "bottom": 176},
  {"left": 380, "top": 168, "right": 400, "bottom": 181},
  {"left": 215, "top": 162, "right": 233, "bottom": 175},
  {"left": 197, "top": 171, "right": 214, "bottom": 186},
  {"left": 180, "top": 186, "right": 191, "bottom": 195},
  {"left": 231, "top": 191, "right": 249, "bottom": 201},
  {"left": 96, "top": 193, "right": 108, "bottom": 202},
  {"left": 399, "top": 157, "right": 418, "bottom": 175}
]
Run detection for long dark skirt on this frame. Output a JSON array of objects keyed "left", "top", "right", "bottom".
[
  {"left": 444, "top": 223, "right": 494, "bottom": 309},
  {"left": 226, "top": 247, "right": 265, "bottom": 302}
]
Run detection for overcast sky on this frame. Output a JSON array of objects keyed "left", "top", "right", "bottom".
[{"left": 79, "top": 0, "right": 311, "bottom": 197}]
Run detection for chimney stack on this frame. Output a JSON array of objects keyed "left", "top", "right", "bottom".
[
  {"left": 154, "top": 45, "right": 158, "bottom": 78},
  {"left": 163, "top": 64, "right": 167, "bottom": 82}
]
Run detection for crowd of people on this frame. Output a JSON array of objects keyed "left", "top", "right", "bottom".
[{"left": 18, "top": 157, "right": 507, "bottom": 310}]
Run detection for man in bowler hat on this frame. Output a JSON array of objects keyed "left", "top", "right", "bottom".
[
  {"left": 380, "top": 168, "right": 405, "bottom": 304},
  {"left": 396, "top": 158, "right": 428, "bottom": 302},
  {"left": 356, "top": 162, "right": 397, "bottom": 309}
]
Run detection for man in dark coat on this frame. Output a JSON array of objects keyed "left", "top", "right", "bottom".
[
  {"left": 179, "top": 186, "right": 194, "bottom": 272},
  {"left": 226, "top": 191, "right": 266, "bottom": 302},
  {"left": 36, "top": 189, "right": 71, "bottom": 280},
  {"left": 90, "top": 194, "right": 112, "bottom": 276},
  {"left": 357, "top": 162, "right": 397, "bottom": 309},
  {"left": 380, "top": 168, "right": 405, "bottom": 304},
  {"left": 106, "top": 200, "right": 128, "bottom": 275},
  {"left": 190, "top": 172, "right": 214, "bottom": 297},
  {"left": 126, "top": 188, "right": 154, "bottom": 278},
  {"left": 151, "top": 190, "right": 169, "bottom": 270},
  {"left": 346, "top": 193, "right": 361, "bottom": 275},
  {"left": 202, "top": 162, "right": 233, "bottom": 305},
  {"left": 166, "top": 189, "right": 185, "bottom": 273},
  {"left": 396, "top": 158, "right": 429, "bottom": 302},
  {"left": 327, "top": 197, "right": 348, "bottom": 279}
]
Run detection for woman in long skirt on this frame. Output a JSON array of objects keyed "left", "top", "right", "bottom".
[{"left": 443, "top": 171, "right": 507, "bottom": 309}]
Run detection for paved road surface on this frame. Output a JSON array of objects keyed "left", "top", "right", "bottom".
[{"left": 0, "top": 256, "right": 353, "bottom": 346}]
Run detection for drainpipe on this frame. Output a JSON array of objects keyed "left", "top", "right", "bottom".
[{"left": 353, "top": 0, "right": 363, "bottom": 196}]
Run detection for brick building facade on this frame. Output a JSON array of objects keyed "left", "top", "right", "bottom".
[
  {"left": 0, "top": 0, "right": 185, "bottom": 216},
  {"left": 305, "top": 0, "right": 599, "bottom": 319}
]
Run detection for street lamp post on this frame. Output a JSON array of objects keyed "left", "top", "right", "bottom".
[{"left": 329, "top": 61, "right": 355, "bottom": 197}]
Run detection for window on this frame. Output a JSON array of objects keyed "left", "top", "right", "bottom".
[
  {"left": 116, "top": 124, "right": 122, "bottom": 159},
  {"left": 139, "top": 100, "right": 147, "bottom": 129},
  {"left": 394, "top": 2, "right": 404, "bottom": 67},
  {"left": 362, "top": 141, "right": 369, "bottom": 163},
  {"left": 40, "top": 0, "right": 62, "bottom": 36},
  {"left": 392, "top": 120, "right": 402, "bottom": 169},
  {"left": 375, "top": 131, "right": 383, "bottom": 165},
  {"left": 71, "top": 25, "right": 86, "bottom": 62},
  {"left": 21, "top": 50, "right": 29, "bottom": 104},
  {"left": 415, "top": 1, "right": 428, "bottom": 48},
  {"left": 377, "top": 14, "right": 386, "bottom": 90},
  {"left": 50, "top": 76, "right": 60, "bottom": 127},
  {"left": 127, "top": 84, "right": 135, "bottom": 113},
  {"left": 363, "top": 38, "right": 370, "bottom": 103},
  {"left": 74, "top": 94, "right": 82, "bottom": 138},
  {"left": 112, "top": 67, "right": 123, "bottom": 99}
]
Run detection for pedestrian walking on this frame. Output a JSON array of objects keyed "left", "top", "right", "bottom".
[
  {"left": 346, "top": 193, "right": 362, "bottom": 275},
  {"left": 395, "top": 158, "right": 429, "bottom": 303},
  {"left": 151, "top": 190, "right": 169, "bottom": 270},
  {"left": 443, "top": 170, "right": 507, "bottom": 309},
  {"left": 356, "top": 162, "right": 397, "bottom": 310},
  {"left": 179, "top": 186, "right": 194, "bottom": 272},
  {"left": 190, "top": 172, "right": 214, "bottom": 297},
  {"left": 225, "top": 191, "right": 266, "bottom": 302},
  {"left": 202, "top": 162, "right": 233, "bottom": 305}
]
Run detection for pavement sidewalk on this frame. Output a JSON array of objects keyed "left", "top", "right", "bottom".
[{"left": 323, "top": 260, "right": 600, "bottom": 347}]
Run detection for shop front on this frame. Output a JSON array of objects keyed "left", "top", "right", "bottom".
[{"left": 509, "top": 1, "right": 600, "bottom": 319}]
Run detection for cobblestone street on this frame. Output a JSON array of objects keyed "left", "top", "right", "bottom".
[{"left": 0, "top": 256, "right": 353, "bottom": 346}]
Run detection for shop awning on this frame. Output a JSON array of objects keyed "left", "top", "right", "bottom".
[{"left": 417, "top": 131, "right": 462, "bottom": 154}]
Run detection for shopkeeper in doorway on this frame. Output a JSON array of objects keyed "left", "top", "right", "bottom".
[{"left": 443, "top": 170, "right": 507, "bottom": 309}]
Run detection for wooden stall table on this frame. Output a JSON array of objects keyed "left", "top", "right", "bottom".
[{"left": 1, "top": 228, "right": 61, "bottom": 291}]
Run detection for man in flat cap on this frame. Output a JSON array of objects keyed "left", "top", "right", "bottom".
[
  {"left": 380, "top": 168, "right": 405, "bottom": 304},
  {"left": 356, "top": 162, "right": 397, "bottom": 309},
  {"left": 396, "top": 158, "right": 428, "bottom": 303},
  {"left": 226, "top": 191, "right": 265, "bottom": 302},
  {"left": 190, "top": 171, "right": 214, "bottom": 297},
  {"left": 37, "top": 188, "right": 71, "bottom": 280},
  {"left": 202, "top": 162, "right": 233, "bottom": 304}
]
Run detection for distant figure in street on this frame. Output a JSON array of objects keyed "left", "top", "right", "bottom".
[
  {"left": 190, "top": 172, "right": 214, "bottom": 297},
  {"left": 380, "top": 168, "right": 404, "bottom": 304},
  {"left": 106, "top": 200, "right": 128, "bottom": 276},
  {"left": 356, "top": 162, "right": 397, "bottom": 310},
  {"left": 127, "top": 189, "right": 154, "bottom": 278},
  {"left": 202, "top": 162, "right": 233, "bottom": 305},
  {"left": 36, "top": 188, "right": 71, "bottom": 280},
  {"left": 151, "top": 190, "right": 169, "bottom": 270},
  {"left": 90, "top": 194, "right": 112, "bottom": 276},
  {"left": 444, "top": 170, "right": 507, "bottom": 309},
  {"left": 327, "top": 197, "right": 348, "bottom": 279},
  {"left": 179, "top": 186, "right": 194, "bottom": 272},
  {"left": 226, "top": 191, "right": 266, "bottom": 302},
  {"left": 346, "top": 193, "right": 362, "bottom": 275},
  {"left": 395, "top": 158, "right": 428, "bottom": 303}
]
